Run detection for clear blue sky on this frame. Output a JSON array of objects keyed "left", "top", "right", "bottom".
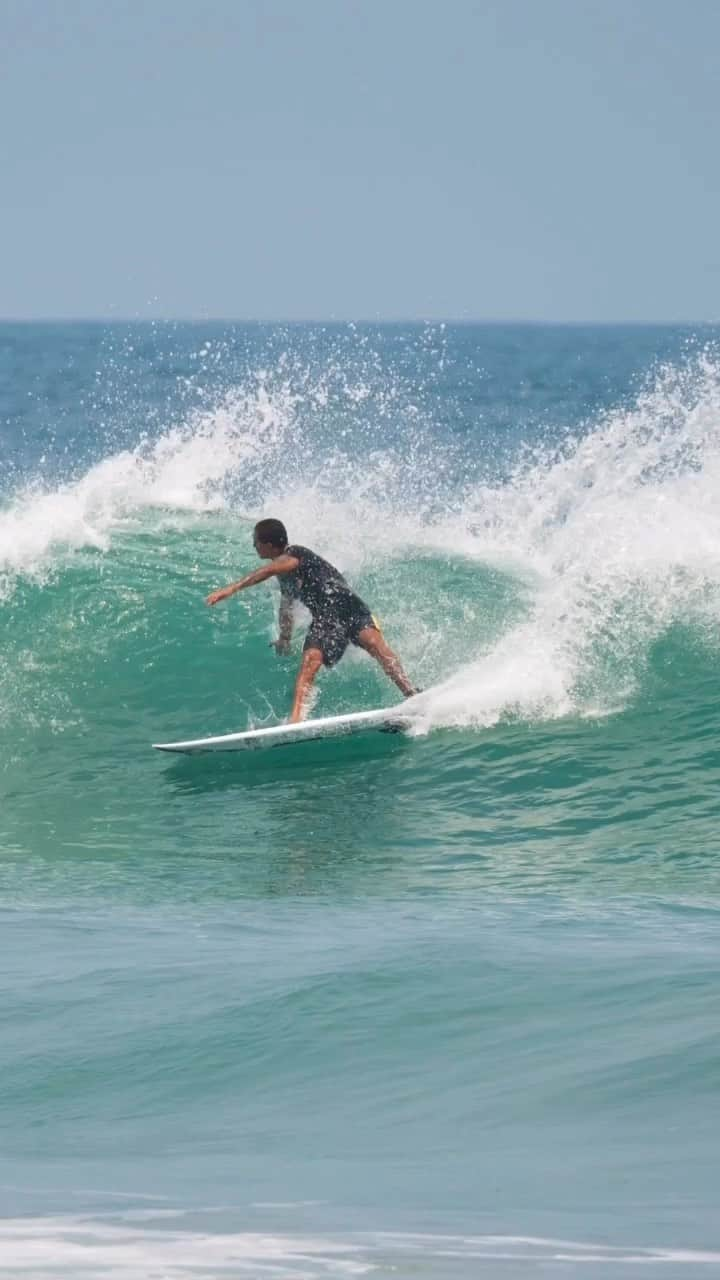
[{"left": 2, "top": 0, "right": 719, "bottom": 321}]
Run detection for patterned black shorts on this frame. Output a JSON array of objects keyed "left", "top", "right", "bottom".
[{"left": 303, "top": 606, "right": 377, "bottom": 667}]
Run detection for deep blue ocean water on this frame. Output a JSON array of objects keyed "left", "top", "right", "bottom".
[{"left": 1, "top": 322, "right": 720, "bottom": 1277}]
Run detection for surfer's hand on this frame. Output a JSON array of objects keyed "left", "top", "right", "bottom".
[
  {"left": 271, "top": 638, "right": 290, "bottom": 656},
  {"left": 206, "top": 587, "right": 232, "bottom": 606}
]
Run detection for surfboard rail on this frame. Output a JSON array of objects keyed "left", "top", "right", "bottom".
[{"left": 152, "top": 705, "right": 412, "bottom": 753}]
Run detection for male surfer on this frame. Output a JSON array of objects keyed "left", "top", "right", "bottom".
[{"left": 206, "top": 519, "right": 418, "bottom": 723}]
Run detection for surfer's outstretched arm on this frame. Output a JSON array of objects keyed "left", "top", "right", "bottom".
[{"left": 205, "top": 554, "right": 299, "bottom": 606}]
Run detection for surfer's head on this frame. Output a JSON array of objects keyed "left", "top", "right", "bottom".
[{"left": 253, "top": 518, "right": 288, "bottom": 559}]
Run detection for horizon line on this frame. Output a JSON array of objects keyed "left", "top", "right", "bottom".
[{"left": 1, "top": 316, "right": 719, "bottom": 327}]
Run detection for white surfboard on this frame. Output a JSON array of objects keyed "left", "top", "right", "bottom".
[{"left": 152, "top": 705, "right": 413, "bottom": 754}]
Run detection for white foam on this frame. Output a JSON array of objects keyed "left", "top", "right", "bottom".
[
  {"left": 412, "top": 350, "right": 720, "bottom": 731},
  {"left": 0, "top": 381, "right": 298, "bottom": 595},
  {"left": 0, "top": 1216, "right": 371, "bottom": 1278},
  {"left": 0, "top": 1217, "right": 717, "bottom": 1276}
]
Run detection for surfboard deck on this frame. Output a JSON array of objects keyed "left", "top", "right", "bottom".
[{"left": 152, "top": 705, "right": 413, "bottom": 754}]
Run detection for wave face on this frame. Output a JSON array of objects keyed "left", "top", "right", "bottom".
[{"left": 2, "top": 323, "right": 720, "bottom": 1277}]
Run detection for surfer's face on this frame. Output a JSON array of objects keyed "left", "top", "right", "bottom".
[{"left": 253, "top": 534, "right": 274, "bottom": 559}]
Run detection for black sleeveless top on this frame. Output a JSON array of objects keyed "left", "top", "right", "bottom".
[{"left": 279, "top": 545, "right": 366, "bottom": 620}]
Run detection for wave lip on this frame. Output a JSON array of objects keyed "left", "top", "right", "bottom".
[
  {"left": 416, "top": 349, "right": 720, "bottom": 731},
  {"left": 0, "top": 379, "right": 298, "bottom": 594},
  {"left": 3, "top": 342, "right": 720, "bottom": 736}
]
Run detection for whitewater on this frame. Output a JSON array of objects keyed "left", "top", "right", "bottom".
[{"left": 1, "top": 321, "right": 719, "bottom": 1278}]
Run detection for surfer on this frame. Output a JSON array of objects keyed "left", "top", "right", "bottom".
[{"left": 206, "top": 519, "right": 418, "bottom": 722}]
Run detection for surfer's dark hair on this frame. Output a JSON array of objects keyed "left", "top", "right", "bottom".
[{"left": 254, "top": 518, "right": 288, "bottom": 550}]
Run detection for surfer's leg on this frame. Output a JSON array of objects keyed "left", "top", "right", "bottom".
[
  {"left": 289, "top": 647, "right": 324, "bottom": 723},
  {"left": 356, "top": 627, "right": 417, "bottom": 698}
]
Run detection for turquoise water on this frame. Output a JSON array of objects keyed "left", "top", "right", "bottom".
[{"left": 1, "top": 323, "right": 720, "bottom": 1277}]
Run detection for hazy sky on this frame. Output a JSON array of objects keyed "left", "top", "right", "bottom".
[{"left": 2, "top": 0, "right": 719, "bottom": 321}]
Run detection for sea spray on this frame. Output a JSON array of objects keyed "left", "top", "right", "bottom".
[{"left": 2, "top": 325, "right": 720, "bottom": 1277}]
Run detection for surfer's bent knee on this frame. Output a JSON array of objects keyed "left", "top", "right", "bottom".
[
  {"left": 357, "top": 625, "right": 384, "bottom": 652},
  {"left": 299, "top": 646, "right": 324, "bottom": 672}
]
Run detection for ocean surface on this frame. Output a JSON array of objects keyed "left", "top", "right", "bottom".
[{"left": 1, "top": 321, "right": 720, "bottom": 1278}]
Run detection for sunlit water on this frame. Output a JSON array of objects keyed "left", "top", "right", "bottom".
[{"left": 1, "top": 322, "right": 720, "bottom": 1277}]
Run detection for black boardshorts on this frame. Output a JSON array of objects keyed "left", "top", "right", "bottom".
[{"left": 304, "top": 603, "right": 377, "bottom": 668}]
